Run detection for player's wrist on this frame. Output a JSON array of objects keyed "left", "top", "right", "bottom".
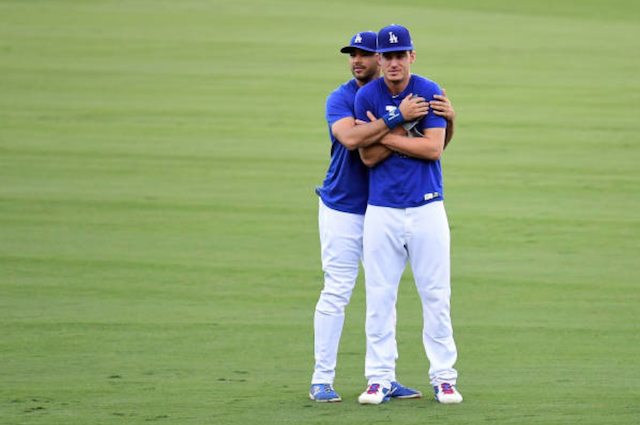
[{"left": 382, "top": 109, "right": 404, "bottom": 130}]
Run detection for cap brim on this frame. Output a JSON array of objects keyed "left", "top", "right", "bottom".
[
  {"left": 340, "top": 46, "right": 377, "bottom": 54},
  {"left": 377, "top": 45, "right": 413, "bottom": 53}
]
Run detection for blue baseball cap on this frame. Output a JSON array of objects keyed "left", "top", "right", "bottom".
[
  {"left": 340, "top": 31, "right": 378, "bottom": 54},
  {"left": 377, "top": 24, "right": 414, "bottom": 53}
]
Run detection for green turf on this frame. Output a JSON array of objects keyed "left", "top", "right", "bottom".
[{"left": 1, "top": 0, "right": 639, "bottom": 424}]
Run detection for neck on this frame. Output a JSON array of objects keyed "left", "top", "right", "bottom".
[
  {"left": 384, "top": 73, "right": 411, "bottom": 95},
  {"left": 355, "top": 72, "right": 380, "bottom": 87}
]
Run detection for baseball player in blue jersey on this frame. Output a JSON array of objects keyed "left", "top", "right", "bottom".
[
  {"left": 310, "top": 31, "right": 457, "bottom": 403},
  {"left": 354, "top": 25, "right": 463, "bottom": 405}
]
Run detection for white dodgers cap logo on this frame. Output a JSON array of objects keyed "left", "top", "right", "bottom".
[
  {"left": 354, "top": 33, "right": 362, "bottom": 43},
  {"left": 389, "top": 31, "right": 398, "bottom": 43}
]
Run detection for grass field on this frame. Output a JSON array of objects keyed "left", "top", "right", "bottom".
[{"left": 1, "top": 0, "right": 639, "bottom": 424}]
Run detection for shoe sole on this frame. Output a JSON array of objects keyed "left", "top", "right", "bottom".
[
  {"left": 309, "top": 393, "right": 342, "bottom": 403},
  {"left": 392, "top": 393, "right": 422, "bottom": 399},
  {"left": 358, "top": 396, "right": 390, "bottom": 405},
  {"left": 434, "top": 396, "right": 463, "bottom": 404}
]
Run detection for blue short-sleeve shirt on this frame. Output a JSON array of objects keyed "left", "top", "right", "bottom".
[
  {"left": 317, "top": 79, "right": 369, "bottom": 215},
  {"left": 354, "top": 75, "right": 447, "bottom": 208}
]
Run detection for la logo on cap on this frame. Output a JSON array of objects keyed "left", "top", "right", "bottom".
[
  {"left": 354, "top": 33, "right": 362, "bottom": 43},
  {"left": 389, "top": 32, "right": 398, "bottom": 43}
]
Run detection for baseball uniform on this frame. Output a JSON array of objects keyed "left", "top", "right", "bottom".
[
  {"left": 312, "top": 77, "right": 369, "bottom": 385},
  {"left": 355, "top": 74, "right": 459, "bottom": 388}
]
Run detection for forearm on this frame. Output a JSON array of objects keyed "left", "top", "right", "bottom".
[
  {"left": 339, "top": 119, "right": 391, "bottom": 151},
  {"left": 381, "top": 130, "right": 445, "bottom": 161},
  {"left": 359, "top": 144, "right": 393, "bottom": 167},
  {"left": 444, "top": 119, "right": 454, "bottom": 149}
]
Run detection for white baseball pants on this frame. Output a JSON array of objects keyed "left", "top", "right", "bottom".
[
  {"left": 363, "top": 201, "right": 458, "bottom": 387},
  {"left": 312, "top": 199, "right": 364, "bottom": 384}
]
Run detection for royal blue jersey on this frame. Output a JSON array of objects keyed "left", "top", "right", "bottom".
[
  {"left": 354, "top": 75, "right": 447, "bottom": 208},
  {"left": 318, "top": 79, "right": 369, "bottom": 215}
]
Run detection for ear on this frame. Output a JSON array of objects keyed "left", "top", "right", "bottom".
[
  {"left": 376, "top": 53, "right": 382, "bottom": 65},
  {"left": 409, "top": 51, "right": 416, "bottom": 64}
]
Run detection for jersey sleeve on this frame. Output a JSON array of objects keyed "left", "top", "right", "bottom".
[
  {"left": 326, "top": 89, "right": 354, "bottom": 126},
  {"left": 354, "top": 85, "right": 375, "bottom": 123},
  {"left": 417, "top": 80, "right": 447, "bottom": 130}
]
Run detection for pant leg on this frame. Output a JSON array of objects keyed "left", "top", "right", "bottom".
[
  {"left": 406, "top": 201, "right": 458, "bottom": 386},
  {"left": 363, "top": 205, "right": 407, "bottom": 386},
  {"left": 312, "top": 199, "right": 364, "bottom": 384}
]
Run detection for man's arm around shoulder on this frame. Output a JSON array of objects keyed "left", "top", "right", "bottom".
[{"left": 336, "top": 92, "right": 430, "bottom": 151}]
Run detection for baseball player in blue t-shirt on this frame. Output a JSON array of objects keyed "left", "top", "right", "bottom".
[
  {"left": 310, "top": 31, "right": 457, "bottom": 403},
  {"left": 354, "top": 25, "right": 463, "bottom": 405}
]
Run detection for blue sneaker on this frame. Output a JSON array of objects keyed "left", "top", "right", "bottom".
[
  {"left": 358, "top": 383, "right": 391, "bottom": 405},
  {"left": 309, "top": 384, "right": 342, "bottom": 402},
  {"left": 390, "top": 381, "right": 422, "bottom": 399}
]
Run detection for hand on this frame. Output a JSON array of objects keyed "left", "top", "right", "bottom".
[
  {"left": 398, "top": 93, "right": 429, "bottom": 121},
  {"left": 429, "top": 88, "right": 456, "bottom": 122}
]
